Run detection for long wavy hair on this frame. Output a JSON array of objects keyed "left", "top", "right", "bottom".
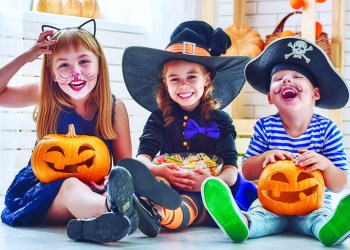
[
  {"left": 156, "top": 61, "right": 220, "bottom": 127},
  {"left": 34, "top": 28, "right": 116, "bottom": 140}
]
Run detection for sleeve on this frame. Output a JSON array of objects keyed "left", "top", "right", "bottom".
[
  {"left": 242, "top": 118, "right": 269, "bottom": 164},
  {"left": 323, "top": 119, "right": 348, "bottom": 175},
  {"left": 137, "top": 111, "right": 165, "bottom": 159},
  {"left": 212, "top": 111, "right": 238, "bottom": 167}
]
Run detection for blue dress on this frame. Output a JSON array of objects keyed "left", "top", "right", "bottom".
[{"left": 1, "top": 106, "right": 113, "bottom": 226}]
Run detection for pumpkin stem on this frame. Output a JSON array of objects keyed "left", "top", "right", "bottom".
[{"left": 66, "top": 124, "right": 78, "bottom": 138}]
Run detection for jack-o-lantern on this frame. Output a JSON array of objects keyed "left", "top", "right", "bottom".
[
  {"left": 32, "top": 124, "right": 110, "bottom": 183},
  {"left": 258, "top": 160, "right": 325, "bottom": 215}
]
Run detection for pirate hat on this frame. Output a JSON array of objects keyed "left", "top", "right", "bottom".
[
  {"left": 122, "top": 20, "right": 251, "bottom": 112},
  {"left": 245, "top": 37, "right": 349, "bottom": 109}
]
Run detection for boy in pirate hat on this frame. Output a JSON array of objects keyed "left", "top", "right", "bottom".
[
  {"left": 202, "top": 37, "right": 350, "bottom": 246},
  {"left": 122, "top": 20, "right": 258, "bottom": 231}
]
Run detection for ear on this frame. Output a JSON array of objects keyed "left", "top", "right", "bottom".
[
  {"left": 313, "top": 87, "right": 321, "bottom": 101},
  {"left": 204, "top": 72, "right": 211, "bottom": 87},
  {"left": 78, "top": 19, "right": 96, "bottom": 37},
  {"left": 268, "top": 93, "right": 273, "bottom": 104}
]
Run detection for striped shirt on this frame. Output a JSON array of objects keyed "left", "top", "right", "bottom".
[{"left": 242, "top": 113, "right": 348, "bottom": 203}]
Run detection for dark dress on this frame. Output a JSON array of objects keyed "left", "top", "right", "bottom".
[
  {"left": 1, "top": 106, "right": 113, "bottom": 226},
  {"left": 138, "top": 104, "right": 257, "bottom": 212}
]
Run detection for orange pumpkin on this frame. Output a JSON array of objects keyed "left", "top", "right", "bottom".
[
  {"left": 258, "top": 160, "right": 325, "bottom": 215},
  {"left": 32, "top": 124, "right": 110, "bottom": 183},
  {"left": 32, "top": 0, "right": 100, "bottom": 18},
  {"left": 225, "top": 24, "right": 265, "bottom": 58}
]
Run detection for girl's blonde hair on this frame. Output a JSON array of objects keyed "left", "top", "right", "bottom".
[
  {"left": 156, "top": 62, "right": 220, "bottom": 127},
  {"left": 35, "top": 28, "right": 116, "bottom": 140}
]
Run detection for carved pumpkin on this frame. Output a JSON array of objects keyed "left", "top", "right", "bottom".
[
  {"left": 32, "top": 0, "right": 100, "bottom": 18},
  {"left": 32, "top": 124, "right": 110, "bottom": 183},
  {"left": 258, "top": 160, "right": 325, "bottom": 215},
  {"left": 225, "top": 24, "right": 265, "bottom": 58}
]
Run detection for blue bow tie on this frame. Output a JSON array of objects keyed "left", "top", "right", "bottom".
[{"left": 184, "top": 118, "right": 220, "bottom": 140}]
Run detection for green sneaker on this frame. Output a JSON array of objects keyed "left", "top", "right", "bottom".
[
  {"left": 319, "top": 194, "right": 350, "bottom": 246},
  {"left": 201, "top": 177, "right": 248, "bottom": 242}
]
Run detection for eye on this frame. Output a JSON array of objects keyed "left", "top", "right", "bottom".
[
  {"left": 45, "top": 146, "right": 65, "bottom": 156},
  {"left": 80, "top": 59, "right": 90, "bottom": 65},
  {"left": 297, "top": 172, "right": 312, "bottom": 182},
  {"left": 270, "top": 172, "right": 288, "bottom": 183},
  {"left": 188, "top": 75, "right": 197, "bottom": 80},
  {"left": 58, "top": 63, "right": 69, "bottom": 69},
  {"left": 78, "top": 144, "right": 95, "bottom": 154}
]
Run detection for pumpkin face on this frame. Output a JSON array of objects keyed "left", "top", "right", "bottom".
[
  {"left": 258, "top": 160, "right": 325, "bottom": 215},
  {"left": 32, "top": 124, "right": 110, "bottom": 183}
]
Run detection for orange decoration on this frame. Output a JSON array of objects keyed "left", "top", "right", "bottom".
[
  {"left": 225, "top": 24, "right": 265, "bottom": 58},
  {"left": 316, "top": 0, "right": 327, "bottom": 2},
  {"left": 258, "top": 160, "right": 325, "bottom": 215},
  {"left": 280, "top": 30, "right": 295, "bottom": 37},
  {"left": 315, "top": 22, "right": 323, "bottom": 36},
  {"left": 290, "top": 0, "right": 304, "bottom": 9},
  {"left": 32, "top": 124, "right": 110, "bottom": 183}
]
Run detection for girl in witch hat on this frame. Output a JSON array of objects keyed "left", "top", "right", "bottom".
[{"left": 122, "top": 20, "right": 258, "bottom": 231}]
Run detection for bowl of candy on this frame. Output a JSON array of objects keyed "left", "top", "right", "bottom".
[{"left": 153, "top": 153, "right": 223, "bottom": 176}]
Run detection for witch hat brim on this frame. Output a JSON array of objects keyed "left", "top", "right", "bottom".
[
  {"left": 245, "top": 37, "right": 349, "bottom": 109},
  {"left": 122, "top": 46, "right": 251, "bottom": 112}
]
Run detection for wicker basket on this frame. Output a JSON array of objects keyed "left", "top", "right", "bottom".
[{"left": 265, "top": 11, "right": 331, "bottom": 59}]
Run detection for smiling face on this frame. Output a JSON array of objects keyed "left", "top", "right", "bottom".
[
  {"left": 163, "top": 60, "right": 211, "bottom": 111},
  {"left": 268, "top": 69, "right": 320, "bottom": 113},
  {"left": 258, "top": 160, "right": 325, "bottom": 215},
  {"left": 51, "top": 45, "right": 99, "bottom": 100}
]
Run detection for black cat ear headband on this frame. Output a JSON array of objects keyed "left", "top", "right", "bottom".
[{"left": 41, "top": 19, "right": 96, "bottom": 40}]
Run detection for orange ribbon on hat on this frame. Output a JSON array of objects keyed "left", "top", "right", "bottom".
[{"left": 166, "top": 42, "right": 210, "bottom": 56}]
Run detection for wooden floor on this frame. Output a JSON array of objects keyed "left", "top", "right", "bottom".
[{"left": 1, "top": 194, "right": 350, "bottom": 250}]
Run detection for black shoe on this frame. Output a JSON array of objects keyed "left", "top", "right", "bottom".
[
  {"left": 133, "top": 194, "right": 161, "bottom": 237},
  {"left": 107, "top": 166, "right": 139, "bottom": 235},
  {"left": 67, "top": 212, "right": 130, "bottom": 243},
  {"left": 118, "top": 158, "right": 181, "bottom": 209}
]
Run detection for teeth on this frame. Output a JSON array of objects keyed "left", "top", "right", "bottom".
[
  {"left": 272, "top": 189, "right": 280, "bottom": 197},
  {"left": 299, "top": 192, "right": 307, "bottom": 201},
  {"left": 179, "top": 93, "right": 192, "bottom": 98}
]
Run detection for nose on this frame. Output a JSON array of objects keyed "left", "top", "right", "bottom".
[
  {"left": 179, "top": 80, "right": 189, "bottom": 89},
  {"left": 282, "top": 75, "right": 292, "bottom": 83},
  {"left": 70, "top": 70, "right": 79, "bottom": 78}
]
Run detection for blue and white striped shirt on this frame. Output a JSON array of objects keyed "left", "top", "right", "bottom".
[{"left": 242, "top": 113, "right": 348, "bottom": 203}]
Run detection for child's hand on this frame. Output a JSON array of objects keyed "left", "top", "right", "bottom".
[
  {"left": 262, "top": 150, "right": 296, "bottom": 168},
  {"left": 184, "top": 168, "right": 211, "bottom": 192},
  {"left": 156, "top": 163, "right": 195, "bottom": 190},
  {"left": 295, "top": 149, "right": 332, "bottom": 171},
  {"left": 88, "top": 176, "right": 108, "bottom": 192},
  {"left": 23, "top": 30, "right": 56, "bottom": 62}
]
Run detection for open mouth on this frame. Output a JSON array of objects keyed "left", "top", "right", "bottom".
[
  {"left": 68, "top": 81, "right": 86, "bottom": 91},
  {"left": 281, "top": 86, "right": 298, "bottom": 100},
  {"left": 261, "top": 185, "right": 318, "bottom": 203},
  {"left": 178, "top": 92, "right": 194, "bottom": 98},
  {"left": 45, "top": 156, "right": 94, "bottom": 173}
]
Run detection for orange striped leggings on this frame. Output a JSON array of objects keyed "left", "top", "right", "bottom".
[{"left": 161, "top": 193, "right": 205, "bottom": 230}]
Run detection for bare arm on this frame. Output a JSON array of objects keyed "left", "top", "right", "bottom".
[
  {"left": 242, "top": 150, "right": 296, "bottom": 180},
  {"left": 111, "top": 98, "right": 132, "bottom": 165},
  {"left": 0, "top": 30, "right": 56, "bottom": 107}
]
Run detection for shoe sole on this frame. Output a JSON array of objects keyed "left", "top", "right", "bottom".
[
  {"left": 133, "top": 194, "right": 160, "bottom": 237},
  {"left": 202, "top": 177, "right": 248, "bottom": 243},
  {"left": 319, "top": 194, "right": 350, "bottom": 246},
  {"left": 108, "top": 166, "right": 139, "bottom": 235},
  {"left": 67, "top": 212, "right": 130, "bottom": 243},
  {"left": 118, "top": 158, "right": 181, "bottom": 209}
]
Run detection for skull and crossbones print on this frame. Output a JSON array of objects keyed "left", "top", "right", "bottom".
[{"left": 284, "top": 40, "right": 313, "bottom": 63}]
